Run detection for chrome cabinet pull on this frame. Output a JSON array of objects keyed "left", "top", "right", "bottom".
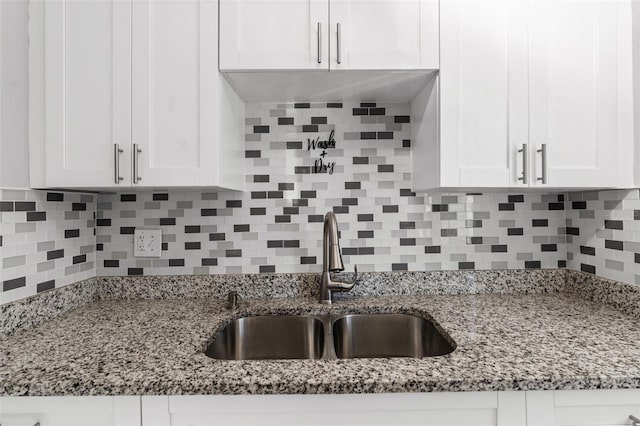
[
  {"left": 517, "top": 143, "right": 528, "bottom": 184},
  {"left": 133, "top": 143, "right": 142, "bottom": 184},
  {"left": 630, "top": 414, "right": 640, "bottom": 426},
  {"left": 537, "top": 143, "right": 547, "bottom": 184},
  {"left": 336, "top": 22, "right": 342, "bottom": 64},
  {"left": 113, "top": 143, "right": 124, "bottom": 184},
  {"left": 317, "top": 22, "right": 322, "bottom": 64}
]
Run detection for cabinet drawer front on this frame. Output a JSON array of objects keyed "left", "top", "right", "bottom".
[
  {"left": 554, "top": 389, "right": 640, "bottom": 426},
  {"left": 0, "top": 396, "right": 140, "bottom": 426},
  {"left": 164, "top": 393, "right": 502, "bottom": 426},
  {"left": 527, "top": 389, "right": 640, "bottom": 426}
]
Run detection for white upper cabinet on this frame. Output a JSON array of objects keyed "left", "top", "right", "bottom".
[
  {"left": 219, "top": 0, "right": 438, "bottom": 71},
  {"left": 329, "top": 0, "right": 439, "bottom": 70},
  {"left": 219, "top": 0, "right": 330, "bottom": 71},
  {"left": 38, "top": 0, "right": 132, "bottom": 188},
  {"left": 30, "top": 0, "right": 245, "bottom": 190},
  {"left": 438, "top": 0, "right": 527, "bottom": 188},
  {"left": 416, "top": 0, "right": 635, "bottom": 191},
  {"left": 528, "top": 0, "right": 634, "bottom": 188},
  {"left": 132, "top": 0, "right": 222, "bottom": 187}
]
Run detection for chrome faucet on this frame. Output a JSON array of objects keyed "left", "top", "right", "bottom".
[{"left": 320, "top": 211, "right": 358, "bottom": 304}]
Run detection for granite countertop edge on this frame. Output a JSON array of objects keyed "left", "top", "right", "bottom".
[{"left": 4, "top": 378, "right": 640, "bottom": 397}]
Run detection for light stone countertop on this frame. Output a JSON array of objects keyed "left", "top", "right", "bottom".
[{"left": 2, "top": 291, "right": 640, "bottom": 396}]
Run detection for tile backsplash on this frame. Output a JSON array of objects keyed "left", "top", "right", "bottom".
[
  {"left": 96, "top": 190, "right": 568, "bottom": 276},
  {"left": 566, "top": 189, "right": 640, "bottom": 285},
  {"left": 0, "top": 189, "right": 96, "bottom": 304},
  {"left": 4, "top": 102, "right": 640, "bottom": 305},
  {"left": 96, "top": 102, "right": 567, "bottom": 276}
]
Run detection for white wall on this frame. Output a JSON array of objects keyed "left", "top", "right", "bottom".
[
  {"left": 0, "top": 0, "right": 30, "bottom": 189},
  {"left": 634, "top": 0, "right": 640, "bottom": 185}
]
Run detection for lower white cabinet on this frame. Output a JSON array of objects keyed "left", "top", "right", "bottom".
[
  {"left": 138, "top": 390, "right": 640, "bottom": 426},
  {"left": 0, "top": 396, "right": 140, "bottom": 426},
  {"left": 527, "top": 389, "right": 640, "bottom": 426},
  {"left": 1, "top": 390, "right": 639, "bottom": 426},
  {"left": 142, "top": 392, "right": 525, "bottom": 426}
]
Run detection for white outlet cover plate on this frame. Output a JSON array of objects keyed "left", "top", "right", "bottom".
[{"left": 134, "top": 229, "right": 162, "bottom": 258}]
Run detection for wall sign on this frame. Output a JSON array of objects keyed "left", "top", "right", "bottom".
[{"left": 308, "top": 129, "right": 337, "bottom": 175}]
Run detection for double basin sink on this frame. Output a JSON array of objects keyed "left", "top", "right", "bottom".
[{"left": 205, "top": 313, "right": 455, "bottom": 360}]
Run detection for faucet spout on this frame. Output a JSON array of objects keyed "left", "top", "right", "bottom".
[
  {"left": 323, "top": 211, "right": 344, "bottom": 272},
  {"left": 320, "top": 212, "right": 358, "bottom": 304}
]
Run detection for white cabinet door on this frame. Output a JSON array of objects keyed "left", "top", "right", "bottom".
[
  {"left": 528, "top": 0, "right": 633, "bottom": 188},
  {"left": 131, "top": 0, "right": 220, "bottom": 187},
  {"left": 526, "top": 389, "right": 640, "bottom": 426},
  {"left": 0, "top": 396, "right": 140, "bottom": 426},
  {"left": 219, "top": 0, "right": 329, "bottom": 71},
  {"left": 329, "top": 0, "right": 438, "bottom": 70},
  {"left": 42, "top": 0, "right": 131, "bottom": 188},
  {"left": 439, "top": 0, "right": 528, "bottom": 188}
]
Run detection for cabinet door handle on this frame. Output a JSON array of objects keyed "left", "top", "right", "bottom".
[
  {"left": 630, "top": 414, "right": 640, "bottom": 426},
  {"left": 336, "top": 22, "right": 342, "bottom": 64},
  {"left": 317, "top": 22, "right": 322, "bottom": 64},
  {"left": 517, "top": 143, "right": 528, "bottom": 184},
  {"left": 537, "top": 143, "right": 547, "bottom": 184},
  {"left": 113, "top": 143, "right": 124, "bottom": 184},
  {"left": 133, "top": 143, "right": 142, "bottom": 184}
]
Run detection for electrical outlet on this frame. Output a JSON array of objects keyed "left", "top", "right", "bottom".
[{"left": 134, "top": 229, "right": 162, "bottom": 257}]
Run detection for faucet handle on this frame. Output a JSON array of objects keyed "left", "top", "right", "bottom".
[{"left": 335, "top": 265, "right": 358, "bottom": 290}]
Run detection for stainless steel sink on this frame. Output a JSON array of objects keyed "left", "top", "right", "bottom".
[
  {"left": 205, "top": 315, "right": 324, "bottom": 360},
  {"left": 205, "top": 313, "right": 455, "bottom": 360},
  {"left": 332, "top": 314, "right": 455, "bottom": 359}
]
